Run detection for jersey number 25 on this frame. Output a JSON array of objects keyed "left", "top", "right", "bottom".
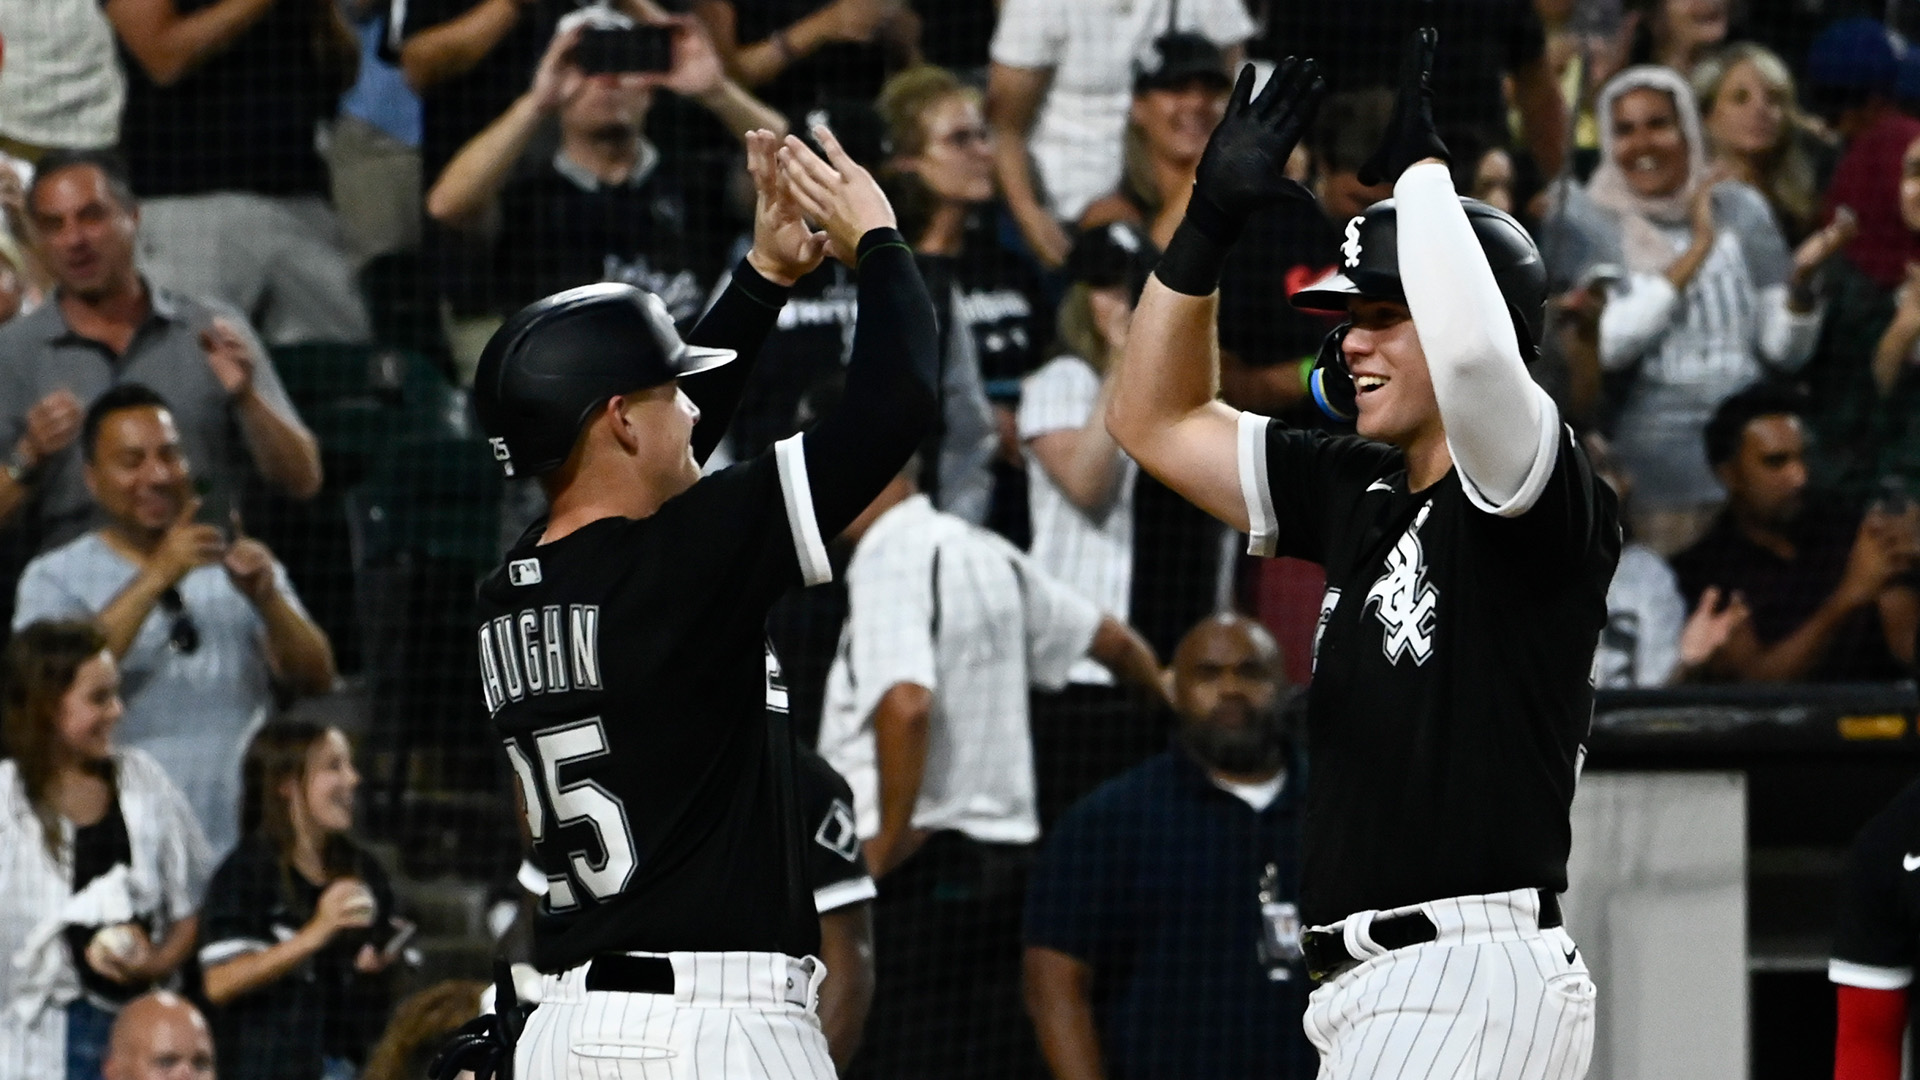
[{"left": 503, "top": 718, "right": 638, "bottom": 910}]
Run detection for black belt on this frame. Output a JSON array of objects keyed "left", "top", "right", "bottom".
[
  {"left": 1302, "top": 890, "right": 1563, "bottom": 983},
  {"left": 585, "top": 955, "right": 675, "bottom": 995}
]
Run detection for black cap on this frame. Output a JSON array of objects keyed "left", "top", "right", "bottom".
[
  {"left": 473, "top": 283, "right": 735, "bottom": 478},
  {"left": 792, "top": 100, "right": 891, "bottom": 168},
  {"left": 1134, "top": 32, "right": 1232, "bottom": 94},
  {"left": 1066, "top": 221, "right": 1154, "bottom": 300}
]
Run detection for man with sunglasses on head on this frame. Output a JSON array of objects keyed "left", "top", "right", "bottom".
[{"left": 12, "top": 383, "right": 336, "bottom": 858}]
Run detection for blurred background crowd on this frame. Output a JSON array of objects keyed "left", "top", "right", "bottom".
[{"left": 2, "top": 0, "right": 1920, "bottom": 1075}]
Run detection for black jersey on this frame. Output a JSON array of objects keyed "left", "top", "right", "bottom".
[
  {"left": 478, "top": 450, "right": 831, "bottom": 971},
  {"left": 1832, "top": 775, "right": 1920, "bottom": 1060},
  {"left": 476, "top": 232, "right": 939, "bottom": 973},
  {"left": 795, "top": 744, "right": 875, "bottom": 915},
  {"left": 1243, "top": 416, "right": 1619, "bottom": 925}
]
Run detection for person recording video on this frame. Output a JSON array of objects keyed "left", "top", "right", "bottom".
[{"left": 425, "top": 6, "right": 787, "bottom": 322}]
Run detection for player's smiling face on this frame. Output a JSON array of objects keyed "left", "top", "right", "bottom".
[
  {"left": 1610, "top": 87, "right": 1690, "bottom": 200},
  {"left": 1343, "top": 298, "right": 1441, "bottom": 449}
]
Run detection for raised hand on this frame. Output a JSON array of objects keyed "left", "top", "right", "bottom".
[
  {"left": 150, "top": 497, "right": 227, "bottom": 589},
  {"left": 745, "top": 129, "right": 829, "bottom": 285},
  {"left": 1678, "top": 586, "right": 1749, "bottom": 674},
  {"left": 223, "top": 512, "right": 278, "bottom": 605},
  {"left": 528, "top": 22, "right": 587, "bottom": 115},
  {"left": 1791, "top": 205, "right": 1858, "bottom": 288},
  {"left": 776, "top": 125, "right": 897, "bottom": 267},
  {"left": 1188, "top": 57, "right": 1325, "bottom": 240},
  {"left": 18, "top": 389, "right": 82, "bottom": 470},
  {"left": 200, "top": 318, "right": 258, "bottom": 399},
  {"left": 1357, "top": 24, "right": 1449, "bottom": 186}
]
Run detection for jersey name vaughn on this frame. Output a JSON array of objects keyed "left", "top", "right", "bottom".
[
  {"left": 479, "top": 604, "right": 604, "bottom": 715},
  {"left": 1364, "top": 502, "right": 1439, "bottom": 666}
]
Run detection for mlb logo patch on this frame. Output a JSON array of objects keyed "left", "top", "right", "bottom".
[{"left": 508, "top": 559, "right": 543, "bottom": 586}]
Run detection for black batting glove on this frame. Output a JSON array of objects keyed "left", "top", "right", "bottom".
[
  {"left": 1159, "top": 57, "right": 1326, "bottom": 296},
  {"left": 1356, "top": 24, "right": 1450, "bottom": 187},
  {"left": 1187, "top": 57, "right": 1325, "bottom": 243}
]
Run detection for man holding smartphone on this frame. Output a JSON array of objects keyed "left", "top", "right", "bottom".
[{"left": 425, "top": 6, "right": 787, "bottom": 324}]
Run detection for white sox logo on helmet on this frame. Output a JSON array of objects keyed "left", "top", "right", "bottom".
[{"left": 1342, "top": 216, "right": 1365, "bottom": 268}]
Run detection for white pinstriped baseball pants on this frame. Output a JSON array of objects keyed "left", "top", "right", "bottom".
[
  {"left": 513, "top": 952, "right": 837, "bottom": 1079},
  {"left": 1303, "top": 890, "right": 1596, "bottom": 1080}
]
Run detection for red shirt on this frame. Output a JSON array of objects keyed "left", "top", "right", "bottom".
[{"left": 1825, "top": 109, "right": 1920, "bottom": 290}]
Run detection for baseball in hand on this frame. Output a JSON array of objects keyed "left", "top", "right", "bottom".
[{"left": 90, "top": 924, "right": 140, "bottom": 961}]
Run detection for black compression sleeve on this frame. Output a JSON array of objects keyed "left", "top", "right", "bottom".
[
  {"left": 802, "top": 228, "right": 941, "bottom": 539},
  {"left": 683, "top": 257, "right": 795, "bottom": 465}
]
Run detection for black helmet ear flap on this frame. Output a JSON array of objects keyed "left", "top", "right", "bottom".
[{"left": 1310, "top": 324, "right": 1356, "bottom": 423}]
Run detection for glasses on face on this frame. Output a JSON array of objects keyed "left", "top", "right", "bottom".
[{"left": 157, "top": 587, "right": 200, "bottom": 655}]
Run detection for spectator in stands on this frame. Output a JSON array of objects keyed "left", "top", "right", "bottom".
[
  {"left": 1021, "top": 224, "right": 1225, "bottom": 824},
  {"left": 1798, "top": 133, "right": 1920, "bottom": 504},
  {"left": 1263, "top": 0, "right": 1567, "bottom": 181},
  {"left": 199, "top": 720, "right": 402, "bottom": 1080},
  {"left": 360, "top": 980, "right": 486, "bottom": 1080},
  {"left": 1023, "top": 613, "right": 1312, "bottom": 1080},
  {"left": 1625, "top": 0, "right": 1727, "bottom": 79},
  {"left": 102, "top": 991, "right": 215, "bottom": 1080},
  {"left": 815, "top": 456, "right": 1166, "bottom": 1080},
  {"left": 1808, "top": 17, "right": 1920, "bottom": 296},
  {"left": 0, "top": 151, "right": 322, "bottom": 552},
  {"left": 1447, "top": 130, "right": 1520, "bottom": 217},
  {"left": 0, "top": 232, "right": 30, "bottom": 325},
  {"left": 1080, "top": 33, "right": 1232, "bottom": 251},
  {"left": 426, "top": 7, "right": 784, "bottom": 324},
  {"left": 987, "top": 0, "right": 1254, "bottom": 267},
  {"left": 105, "top": 0, "right": 370, "bottom": 345},
  {"left": 1692, "top": 43, "right": 1824, "bottom": 241},
  {"left": 326, "top": 0, "right": 425, "bottom": 268},
  {"left": 393, "top": 0, "right": 568, "bottom": 181},
  {"left": 876, "top": 64, "right": 1050, "bottom": 540},
  {"left": 0, "top": 0, "right": 124, "bottom": 159},
  {"left": 694, "top": 0, "right": 918, "bottom": 119},
  {"left": 1672, "top": 385, "right": 1920, "bottom": 682},
  {"left": 14, "top": 385, "right": 336, "bottom": 856},
  {"left": 1550, "top": 66, "right": 1846, "bottom": 553},
  {"left": 1587, "top": 432, "right": 1751, "bottom": 687},
  {"left": 0, "top": 621, "right": 211, "bottom": 1080}
]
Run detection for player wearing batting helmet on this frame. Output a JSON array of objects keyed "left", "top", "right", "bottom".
[
  {"left": 432, "top": 127, "right": 938, "bottom": 1080},
  {"left": 1105, "top": 24, "right": 1618, "bottom": 1080}
]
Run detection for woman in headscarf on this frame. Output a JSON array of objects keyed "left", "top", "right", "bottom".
[{"left": 1554, "top": 64, "right": 1852, "bottom": 551}]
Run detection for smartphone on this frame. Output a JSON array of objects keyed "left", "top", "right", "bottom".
[{"left": 574, "top": 25, "right": 673, "bottom": 75}]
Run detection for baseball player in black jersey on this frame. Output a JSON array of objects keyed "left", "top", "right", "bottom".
[
  {"left": 1106, "top": 32, "right": 1619, "bottom": 1080},
  {"left": 441, "top": 127, "right": 937, "bottom": 1080}
]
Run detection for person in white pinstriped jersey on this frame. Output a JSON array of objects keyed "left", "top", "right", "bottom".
[{"left": 1105, "top": 21, "right": 1617, "bottom": 1079}]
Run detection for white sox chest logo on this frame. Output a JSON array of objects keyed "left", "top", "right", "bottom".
[{"left": 1364, "top": 503, "right": 1438, "bottom": 665}]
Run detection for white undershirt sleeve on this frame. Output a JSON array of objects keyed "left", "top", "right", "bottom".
[
  {"left": 1756, "top": 283, "right": 1823, "bottom": 372},
  {"left": 1395, "top": 162, "right": 1557, "bottom": 514},
  {"left": 1598, "top": 273, "right": 1680, "bottom": 371}
]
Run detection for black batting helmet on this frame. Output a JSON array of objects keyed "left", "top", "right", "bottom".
[
  {"left": 473, "top": 283, "right": 735, "bottom": 478},
  {"left": 1290, "top": 197, "right": 1547, "bottom": 422}
]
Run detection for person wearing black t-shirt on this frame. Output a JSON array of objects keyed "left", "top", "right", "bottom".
[
  {"left": 105, "top": 0, "right": 371, "bottom": 344},
  {"left": 694, "top": 0, "right": 915, "bottom": 122},
  {"left": 1670, "top": 386, "right": 1919, "bottom": 683},
  {"left": 199, "top": 721, "right": 404, "bottom": 1080},
  {"left": 450, "top": 128, "right": 934, "bottom": 1079},
  {"left": 1107, "top": 36, "right": 1615, "bottom": 1076},
  {"left": 426, "top": 8, "right": 783, "bottom": 321}
]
